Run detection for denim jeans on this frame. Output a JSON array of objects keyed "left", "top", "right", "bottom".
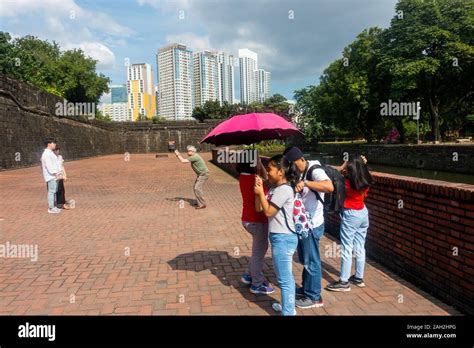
[
  {"left": 242, "top": 221, "right": 269, "bottom": 287},
  {"left": 47, "top": 179, "right": 58, "bottom": 209},
  {"left": 340, "top": 207, "right": 369, "bottom": 282},
  {"left": 297, "top": 223, "right": 324, "bottom": 301},
  {"left": 270, "top": 232, "right": 298, "bottom": 316}
]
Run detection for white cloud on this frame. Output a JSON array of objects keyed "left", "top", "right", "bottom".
[
  {"left": 0, "top": 0, "right": 133, "bottom": 36},
  {"left": 165, "top": 33, "right": 212, "bottom": 52},
  {"left": 45, "top": 16, "right": 65, "bottom": 33},
  {"left": 0, "top": 0, "right": 132, "bottom": 71},
  {"left": 63, "top": 41, "right": 116, "bottom": 70},
  {"left": 137, "top": 0, "right": 192, "bottom": 11}
]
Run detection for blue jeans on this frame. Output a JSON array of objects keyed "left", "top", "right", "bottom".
[
  {"left": 47, "top": 179, "right": 58, "bottom": 209},
  {"left": 270, "top": 232, "right": 298, "bottom": 316},
  {"left": 297, "top": 223, "right": 324, "bottom": 301},
  {"left": 340, "top": 207, "right": 369, "bottom": 282}
]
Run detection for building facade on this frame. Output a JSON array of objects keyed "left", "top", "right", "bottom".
[
  {"left": 110, "top": 85, "right": 127, "bottom": 103},
  {"left": 157, "top": 43, "right": 194, "bottom": 120},
  {"left": 238, "top": 48, "right": 271, "bottom": 105},
  {"left": 126, "top": 63, "right": 156, "bottom": 121},
  {"left": 217, "top": 52, "right": 235, "bottom": 105},
  {"left": 256, "top": 69, "right": 271, "bottom": 103},
  {"left": 193, "top": 50, "right": 219, "bottom": 107},
  {"left": 98, "top": 103, "right": 130, "bottom": 122},
  {"left": 238, "top": 48, "right": 258, "bottom": 104}
]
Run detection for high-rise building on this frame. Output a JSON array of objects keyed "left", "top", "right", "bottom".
[
  {"left": 154, "top": 85, "right": 159, "bottom": 116},
  {"left": 97, "top": 84, "right": 130, "bottom": 121},
  {"left": 193, "top": 50, "right": 219, "bottom": 107},
  {"left": 98, "top": 103, "right": 130, "bottom": 122},
  {"left": 127, "top": 63, "right": 156, "bottom": 121},
  {"left": 239, "top": 48, "right": 258, "bottom": 104},
  {"left": 217, "top": 52, "right": 235, "bottom": 105},
  {"left": 256, "top": 69, "right": 271, "bottom": 102},
  {"left": 157, "top": 43, "right": 194, "bottom": 120},
  {"left": 239, "top": 49, "right": 271, "bottom": 104},
  {"left": 111, "top": 85, "right": 127, "bottom": 103}
]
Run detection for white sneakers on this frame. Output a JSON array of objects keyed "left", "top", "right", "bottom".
[
  {"left": 272, "top": 302, "right": 297, "bottom": 315},
  {"left": 48, "top": 207, "right": 61, "bottom": 214}
]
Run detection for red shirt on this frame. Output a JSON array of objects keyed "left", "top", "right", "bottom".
[
  {"left": 344, "top": 178, "right": 369, "bottom": 210},
  {"left": 239, "top": 173, "right": 268, "bottom": 223}
]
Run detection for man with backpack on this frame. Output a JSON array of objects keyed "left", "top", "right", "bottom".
[{"left": 283, "top": 146, "right": 335, "bottom": 309}]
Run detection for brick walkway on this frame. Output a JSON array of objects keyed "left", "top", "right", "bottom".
[{"left": 0, "top": 153, "right": 460, "bottom": 315}]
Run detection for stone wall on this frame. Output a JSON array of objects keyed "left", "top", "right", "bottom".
[
  {"left": 0, "top": 75, "right": 219, "bottom": 170},
  {"left": 211, "top": 149, "right": 474, "bottom": 315},
  {"left": 287, "top": 139, "right": 474, "bottom": 174}
]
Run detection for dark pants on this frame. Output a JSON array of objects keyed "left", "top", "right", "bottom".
[
  {"left": 56, "top": 179, "right": 66, "bottom": 206},
  {"left": 297, "top": 223, "right": 324, "bottom": 301}
]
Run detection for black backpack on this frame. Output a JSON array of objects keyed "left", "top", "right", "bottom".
[{"left": 304, "top": 163, "right": 346, "bottom": 214}]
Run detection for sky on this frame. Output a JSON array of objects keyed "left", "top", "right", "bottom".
[{"left": 0, "top": 0, "right": 398, "bottom": 100}]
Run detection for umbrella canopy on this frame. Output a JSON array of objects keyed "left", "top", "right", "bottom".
[{"left": 200, "top": 112, "right": 303, "bottom": 146}]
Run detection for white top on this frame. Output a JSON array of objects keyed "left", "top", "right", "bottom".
[
  {"left": 299, "top": 160, "right": 331, "bottom": 228},
  {"left": 40, "top": 149, "right": 60, "bottom": 182},
  {"left": 266, "top": 184, "right": 295, "bottom": 234},
  {"left": 57, "top": 155, "right": 64, "bottom": 171}
]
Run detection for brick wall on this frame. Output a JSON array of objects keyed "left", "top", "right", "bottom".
[
  {"left": 326, "top": 173, "right": 474, "bottom": 315},
  {"left": 211, "top": 149, "right": 474, "bottom": 314},
  {"left": 0, "top": 75, "right": 219, "bottom": 170}
]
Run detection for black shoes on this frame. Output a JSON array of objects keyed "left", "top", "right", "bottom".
[
  {"left": 326, "top": 275, "right": 366, "bottom": 292},
  {"left": 326, "top": 280, "right": 351, "bottom": 292},
  {"left": 349, "top": 275, "right": 366, "bottom": 288}
]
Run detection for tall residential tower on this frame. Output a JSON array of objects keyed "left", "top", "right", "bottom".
[
  {"left": 156, "top": 43, "right": 194, "bottom": 120},
  {"left": 126, "top": 63, "right": 156, "bottom": 120},
  {"left": 217, "top": 52, "right": 235, "bottom": 105},
  {"left": 238, "top": 48, "right": 258, "bottom": 104},
  {"left": 193, "top": 50, "right": 219, "bottom": 107}
]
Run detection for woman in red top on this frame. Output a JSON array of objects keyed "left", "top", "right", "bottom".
[
  {"left": 237, "top": 157, "right": 274, "bottom": 295},
  {"left": 327, "top": 155, "right": 373, "bottom": 292}
]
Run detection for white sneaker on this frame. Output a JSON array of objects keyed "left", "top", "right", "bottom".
[
  {"left": 48, "top": 208, "right": 61, "bottom": 214},
  {"left": 272, "top": 302, "right": 297, "bottom": 315},
  {"left": 272, "top": 302, "right": 282, "bottom": 312}
]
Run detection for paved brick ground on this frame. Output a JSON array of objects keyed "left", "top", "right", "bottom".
[{"left": 0, "top": 153, "right": 460, "bottom": 315}]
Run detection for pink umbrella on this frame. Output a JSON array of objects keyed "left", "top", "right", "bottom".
[{"left": 200, "top": 112, "right": 303, "bottom": 146}]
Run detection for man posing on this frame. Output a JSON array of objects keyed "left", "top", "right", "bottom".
[
  {"left": 174, "top": 145, "right": 209, "bottom": 209},
  {"left": 41, "top": 138, "right": 61, "bottom": 214},
  {"left": 284, "top": 146, "right": 334, "bottom": 309}
]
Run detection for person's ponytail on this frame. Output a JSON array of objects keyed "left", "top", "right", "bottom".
[{"left": 268, "top": 154, "right": 299, "bottom": 190}]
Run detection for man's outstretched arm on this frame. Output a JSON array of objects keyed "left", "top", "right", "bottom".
[{"left": 174, "top": 149, "right": 190, "bottom": 163}]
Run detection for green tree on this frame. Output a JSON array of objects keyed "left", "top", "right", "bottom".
[
  {"left": 295, "top": 28, "right": 389, "bottom": 142},
  {"left": 57, "top": 49, "right": 110, "bottom": 104},
  {"left": 262, "top": 93, "right": 292, "bottom": 119},
  {"left": 95, "top": 109, "right": 112, "bottom": 122},
  {"left": 381, "top": 0, "right": 474, "bottom": 141},
  {"left": 0, "top": 32, "right": 110, "bottom": 104}
]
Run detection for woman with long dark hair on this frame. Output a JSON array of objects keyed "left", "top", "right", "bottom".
[
  {"left": 326, "top": 155, "right": 372, "bottom": 292},
  {"left": 254, "top": 154, "right": 299, "bottom": 315}
]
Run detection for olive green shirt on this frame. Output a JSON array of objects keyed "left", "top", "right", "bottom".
[{"left": 188, "top": 154, "right": 209, "bottom": 175}]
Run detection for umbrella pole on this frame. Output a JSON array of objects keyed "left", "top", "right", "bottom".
[{"left": 252, "top": 143, "right": 257, "bottom": 174}]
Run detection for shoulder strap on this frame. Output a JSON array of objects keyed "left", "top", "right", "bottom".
[
  {"left": 304, "top": 164, "right": 325, "bottom": 205},
  {"left": 279, "top": 184, "right": 296, "bottom": 234},
  {"left": 281, "top": 206, "right": 296, "bottom": 234}
]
